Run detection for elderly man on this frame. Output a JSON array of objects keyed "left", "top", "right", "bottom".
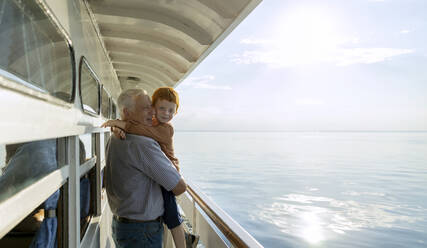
[{"left": 104, "top": 89, "right": 186, "bottom": 248}]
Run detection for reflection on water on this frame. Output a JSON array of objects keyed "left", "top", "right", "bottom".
[
  {"left": 176, "top": 131, "right": 427, "bottom": 248},
  {"left": 256, "top": 193, "right": 426, "bottom": 245},
  {"left": 300, "top": 211, "right": 325, "bottom": 244}
]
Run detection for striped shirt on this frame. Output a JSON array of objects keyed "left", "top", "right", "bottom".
[{"left": 105, "top": 134, "right": 181, "bottom": 221}]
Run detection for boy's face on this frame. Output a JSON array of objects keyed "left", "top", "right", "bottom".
[{"left": 154, "top": 99, "right": 177, "bottom": 123}]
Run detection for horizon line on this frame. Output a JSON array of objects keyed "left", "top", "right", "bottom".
[{"left": 175, "top": 130, "right": 427, "bottom": 133}]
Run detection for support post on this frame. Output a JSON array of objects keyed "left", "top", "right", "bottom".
[
  {"left": 95, "top": 132, "right": 102, "bottom": 216},
  {"left": 68, "top": 136, "right": 80, "bottom": 247}
]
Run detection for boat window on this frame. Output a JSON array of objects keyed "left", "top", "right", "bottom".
[
  {"left": 0, "top": 139, "right": 67, "bottom": 246},
  {"left": 0, "top": 189, "right": 60, "bottom": 247},
  {"left": 79, "top": 134, "right": 94, "bottom": 162},
  {"left": 0, "top": 0, "right": 74, "bottom": 102},
  {"left": 80, "top": 167, "right": 95, "bottom": 241},
  {"left": 101, "top": 168, "right": 106, "bottom": 189},
  {"left": 111, "top": 102, "right": 118, "bottom": 119},
  {"left": 101, "top": 86, "right": 110, "bottom": 118},
  {"left": 0, "top": 145, "right": 5, "bottom": 177},
  {"left": 104, "top": 131, "right": 111, "bottom": 148},
  {"left": 0, "top": 139, "right": 64, "bottom": 204},
  {"left": 79, "top": 59, "right": 100, "bottom": 115},
  {"left": 79, "top": 134, "right": 96, "bottom": 240}
]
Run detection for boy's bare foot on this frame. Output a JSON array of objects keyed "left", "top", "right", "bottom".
[{"left": 185, "top": 232, "right": 199, "bottom": 248}]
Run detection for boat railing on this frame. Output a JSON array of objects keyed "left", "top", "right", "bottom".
[{"left": 166, "top": 181, "right": 263, "bottom": 248}]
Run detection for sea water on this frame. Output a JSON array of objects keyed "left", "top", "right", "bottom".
[{"left": 175, "top": 131, "right": 427, "bottom": 248}]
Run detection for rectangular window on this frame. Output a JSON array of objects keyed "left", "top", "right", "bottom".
[
  {"left": 79, "top": 134, "right": 93, "bottom": 163},
  {"left": 0, "top": 189, "right": 60, "bottom": 247},
  {"left": 80, "top": 167, "right": 95, "bottom": 240},
  {"left": 111, "top": 102, "right": 117, "bottom": 119},
  {"left": 0, "top": 0, "right": 74, "bottom": 102},
  {"left": 80, "top": 59, "right": 99, "bottom": 115},
  {"left": 0, "top": 139, "right": 64, "bottom": 204},
  {"left": 0, "top": 145, "right": 5, "bottom": 177},
  {"left": 101, "top": 86, "right": 110, "bottom": 118}
]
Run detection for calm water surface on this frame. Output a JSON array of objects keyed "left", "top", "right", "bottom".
[{"left": 175, "top": 131, "right": 427, "bottom": 248}]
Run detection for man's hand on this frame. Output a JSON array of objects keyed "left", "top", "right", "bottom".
[{"left": 111, "top": 127, "right": 126, "bottom": 140}]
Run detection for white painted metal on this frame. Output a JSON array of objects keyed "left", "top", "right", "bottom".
[
  {"left": 99, "top": 193, "right": 115, "bottom": 248},
  {"left": 179, "top": 193, "right": 229, "bottom": 248},
  {"left": 0, "top": 77, "right": 106, "bottom": 144},
  {"left": 80, "top": 157, "right": 97, "bottom": 177},
  {"left": 80, "top": 190, "right": 114, "bottom": 248},
  {"left": 68, "top": 136, "right": 81, "bottom": 248},
  {"left": 95, "top": 133, "right": 102, "bottom": 216},
  {"left": 100, "top": 134, "right": 106, "bottom": 171},
  {"left": 80, "top": 215, "right": 101, "bottom": 248},
  {"left": 0, "top": 166, "right": 69, "bottom": 238}
]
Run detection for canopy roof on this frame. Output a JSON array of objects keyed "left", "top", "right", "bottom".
[{"left": 87, "top": 0, "right": 261, "bottom": 94}]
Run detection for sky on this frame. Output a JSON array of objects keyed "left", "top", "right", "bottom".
[{"left": 174, "top": 0, "right": 427, "bottom": 131}]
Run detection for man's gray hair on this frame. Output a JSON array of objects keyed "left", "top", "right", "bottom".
[{"left": 117, "top": 88, "right": 148, "bottom": 114}]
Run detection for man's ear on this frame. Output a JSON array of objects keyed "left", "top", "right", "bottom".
[{"left": 122, "top": 108, "right": 129, "bottom": 119}]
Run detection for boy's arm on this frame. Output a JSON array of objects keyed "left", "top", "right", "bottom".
[
  {"left": 101, "top": 119, "right": 127, "bottom": 130},
  {"left": 170, "top": 157, "right": 180, "bottom": 172},
  {"left": 111, "top": 127, "right": 126, "bottom": 139},
  {"left": 125, "top": 122, "right": 172, "bottom": 144}
]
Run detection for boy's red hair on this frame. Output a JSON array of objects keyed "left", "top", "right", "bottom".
[{"left": 151, "top": 87, "right": 179, "bottom": 111}]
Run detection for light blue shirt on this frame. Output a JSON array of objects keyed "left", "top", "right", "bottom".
[{"left": 105, "top": 134, "right": 181, "bottom": 221}]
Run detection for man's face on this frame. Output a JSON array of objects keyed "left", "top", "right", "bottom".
[{"left": 127, "top": 95, "right": 154, "bottom": 126}]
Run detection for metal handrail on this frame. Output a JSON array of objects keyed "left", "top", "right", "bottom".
[{"left": 185, "top": 181, "right": 263, "bottom": 248}]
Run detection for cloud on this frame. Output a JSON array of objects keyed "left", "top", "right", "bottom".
[
  {"left": 179, "top": 75, "right": 232, "bottom": 90},
  {"left": 334, "top": 48, "right": 413, "bottom": 66},
  {"left": 240, "top": 38, "right": 272, "bottom": 45},
  {"left": 234, "top": 9, "right": 414, "bottom": 69},
  {"left": 295, "top": 98, "right": 325, "bottom": 105},
  {"left": 400, "top": 29, "right": 411, "bottom": 34},
  {"left": 232, "top": 39, "right": 414, "bottom": 67}
]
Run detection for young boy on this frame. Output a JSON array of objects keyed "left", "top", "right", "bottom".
[{"left": 101, "top": 87, "right": 198, "bottom": 248}]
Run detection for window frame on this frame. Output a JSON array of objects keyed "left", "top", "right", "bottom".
[
  {"left": 100, "top": 85, "right": 111, "bottom": 119},
  {"left": 0, "top": 0, "right": 76, "bottom": 104},
  {"left": 111, "top": 100, "right": 118, "bottom": 119},
  {"left": 78, "top": 57, "right": 101, "bottom": 116}
]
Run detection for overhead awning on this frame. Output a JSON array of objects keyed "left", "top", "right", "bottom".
[{"left": 86, "top": 0, "right": 261, "bottom": 94}]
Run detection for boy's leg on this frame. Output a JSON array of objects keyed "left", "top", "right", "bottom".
[
  {"left": 171, "top": 225, "right": 186, "bottom": 248},
  {"left": 161, "top": 187, "right": 185, "bottom": 248}
]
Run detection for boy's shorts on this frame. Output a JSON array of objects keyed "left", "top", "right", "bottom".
[{"left": 161, "top": 187, "right": 183, "bottom": 229}]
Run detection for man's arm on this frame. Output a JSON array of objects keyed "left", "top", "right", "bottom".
[
  {"left": 172, "top": 178, "right": 186, "bottom": 195},
  {"left": 132, "top": 136, "right": 185, "bottom": 193}
]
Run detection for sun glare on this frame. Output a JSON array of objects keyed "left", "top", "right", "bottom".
[
  {"left": 274, "top": 7, "right": 343, "bottom": 65},
  {"left": 300, "top": 211, "right": 325, "bottom": 244}
]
